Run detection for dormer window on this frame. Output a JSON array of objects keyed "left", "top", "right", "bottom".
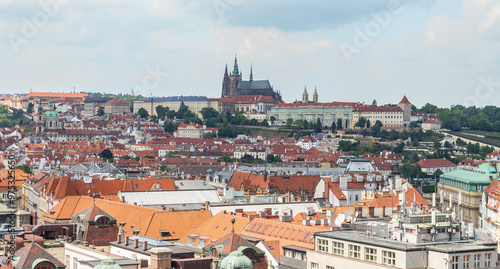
[
  {"left": 96, "top": 217, "right": 109, "bottom": 226},
  {"left": 159, "top": 230, "right": 171, "bottom": 237}
]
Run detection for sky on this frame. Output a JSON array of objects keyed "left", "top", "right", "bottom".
[{"left": 1, "top": 0, "right": 499, "bottom": 108}]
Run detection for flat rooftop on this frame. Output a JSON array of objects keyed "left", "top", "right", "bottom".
[{"left": 315, "top": 230, "right": 495, "bottom": 252}]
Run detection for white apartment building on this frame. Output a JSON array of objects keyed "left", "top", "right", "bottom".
[{"left": 307, "top": 214, "right": 496, "bottom": 269}]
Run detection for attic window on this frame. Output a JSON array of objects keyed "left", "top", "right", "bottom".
[
  {"left": 50, "top": 211, "right": 55, "bottom": 215},
  {"left": 96, "top": 217, "right": 109, "bottom": 226},
  {"left": 135, "top": 184, "right": 139, "bottom": 188},
  {"left": 160, "top": 230, "right": 171, "bottom": 237}
]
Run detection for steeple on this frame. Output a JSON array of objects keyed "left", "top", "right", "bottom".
[
  {"left": 231, "top": 54, "right": 240, "bottom": 76},
  {"left": 313, "top": 87, "right": 318, "bottom": 103},
  {"left": 224, "top": 64, "right": 228, "bottom": 76},
  {"left": 249, "top": 65, "right": 253, "bottom": 81},
  {"left": 302, "top": 86, "right": 309, "bottom": 103}
]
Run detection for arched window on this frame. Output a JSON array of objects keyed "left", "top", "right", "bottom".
[
  {"left": 96, "top": 217, "right": 109, "bottom": 226},
  {"left": 243, "top": 249, "right": 256, "bottom": 261},
  {"left": 211, "top": 248, "right": 218, "bottom": 258},
  {"left": 35, "top": 262, "right": 55, "bottom": 269}
]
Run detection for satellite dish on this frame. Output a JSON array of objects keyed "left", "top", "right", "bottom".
[{"left": 335, "top": 214, "right": 346, "bottom": 226}]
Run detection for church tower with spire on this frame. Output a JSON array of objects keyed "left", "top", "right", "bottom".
[
  {"left": 221, "top": 55, "right": 281, "bottom": 102},
  {"left": 313, "top": 87, "right": 318, "bottom": 103},
  {"left": 221, "top": 64, "right": 230, "bottom": 97},
  {"left": 302, "top": 87, "right": 309, "bottom": 103},
  {"left": 222, "top": 55, "right": 243, "bottom": 97}
]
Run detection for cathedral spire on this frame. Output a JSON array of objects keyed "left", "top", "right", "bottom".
[
  {"left": 249, "top": 65, "right": 253, "bottom": 81},
  {"left": 224, "top": 64, "right": 228, "bottom": 76},
  {"left": 302, "top": 86, "right": 309, "bottom": 103},
  {"left": 232, "top": 54, "right": 240, "bottom": 76},
  {"left": 313, "top": 87, "right": 318, "bottom": 103}
]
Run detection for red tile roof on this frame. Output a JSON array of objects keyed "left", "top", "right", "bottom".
[
  {"left": 417, "top": 158, "right": 456, "bottom": 168},
  {"left": 399, "top": 95, "right": 411, "bottom": 104}
]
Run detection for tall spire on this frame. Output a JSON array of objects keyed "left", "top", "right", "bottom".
[
  {"left": 224, "top": 64, "right": 228, "bottom": 76},
  {"left": 249, "top": 65, "right": 253, "bottom": 81},
  {"left": 231, "top": 54, "right": 240, "bottom": 76}
]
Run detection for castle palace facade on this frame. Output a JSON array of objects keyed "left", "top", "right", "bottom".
[{"left": 221, "top": 56, "right": 282, "bottom": 102}]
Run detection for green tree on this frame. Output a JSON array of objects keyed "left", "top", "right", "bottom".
[
  {"left": 200, "top": 107, "right": 219, "bottom": 120},
  {"left": 410, "top": 121, "right": 418, "bottom": 128},
  {"left": 443, "top": 141, "right": 453, "bottom": 149},
  {"left": 97, "top": 106, "right": 105, "bottom": 116},
  {"left": 137, "top": 108, "right": 149, "bottom": 119},
  {"left": 286, "top": 118, "right": 294, "bottom": 127},
  {"left": 163, "top": 121, "right": 176, "bottom": 133},
  {"left": 330, "top": 121, "right": 336, "bottom": 133},
  {"left": 100, "top": 149, "right": 113, "bottom": 161},
  {"left": 16, "top": 164, "right": 33, "bottom": 175},
  {"left": 261, "top": 119, "right": 269, "bottom": 127},
  {"left": 337, "top": 118, "right": 343, "bottom": 130},
  {"left": 356, "top": 117, "right": 367, "bottom": 128},
  {"left": 366, "top": 119, "right": 371, "bottom": 129},
  {"left": 156, "top": 105, "right": 168, "bottom": 120},
  {"left": 27, "top": 103, "right": 34, "bottom": 114},
  {"left": 433, "top": 169, "right": 444, "bottom": 178},
  {"left": 270, "top": 116, "right": 276, "bottom": 125},
  {"left": 314, "top": 118, "right": 322, "bottom": 133},
  {"left": 166, "top": 110, "right": 176, "bottom": 119}
]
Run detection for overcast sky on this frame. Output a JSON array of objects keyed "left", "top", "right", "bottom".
[{"left": 1, "top": 0, "right": 499, "bottom": 107}]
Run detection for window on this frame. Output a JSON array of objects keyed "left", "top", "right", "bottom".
[
  {"left": 365, "top": 247, "right": 377, "bottom": 262},
  {"left": 211, "top": 248, "right": 218, "bottom": 258},
  {"left": 159, "top": 231, "right": 171, "bottom": 237},
  {"left": 96, "top": 217, "right": 109, "bottom": 226},
  {"left": 383, "top": 251, "right": 395, "bottom": 266},
  {"left": 473, "top": 254, "right": 481, "bottom": 268},
  {"left": 349, "top": 245, "right": 360, "bottom": 259},
  {"left": 332, "top": 241, "right": 344, "bottom": 256},
  {"left": 485, "top": 253, "right": 491, "bottom": 267},
  {"left": 73, "top": 257, "right": 78, "bottom": 269},
  {"left": 326, "top": 266, "right": 334, "bottom": 269},
  {"left": 35, "top": 262, "right": 55, "bottom": 269},
  {"left": 311, "top": 262, "right": 319, "bottom": 269},
  {"left": 463, "top": 255, "right": 470, "bottom": 268},
  {"left": 317, "top": 239, "right": 329, "bottom": 252}
]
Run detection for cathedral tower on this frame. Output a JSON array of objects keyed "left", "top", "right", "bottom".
[
  {"left": 313, "top": 87, "right": 318, "bottom": 103},
  {"left": 302, "top": 87, "right": 309, "bottom": 103}
]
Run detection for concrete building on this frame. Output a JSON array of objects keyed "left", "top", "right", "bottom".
[
  {"left": 103, "top": 100, "right": 131, "bottom": 114},
  {"left": 307, "top": 211, "right": 496, "bottom": 269},
  {"left": 268, "top": 101, "right": 368, "bottom": 128},
  {"left": 173, "top": 124, "right": 218, "bottom": 138},
  {"left": 437, "top": 162, "right": 500, "bottom": 227},
  {"left": 422, "top": 119, "right": 442, "bottom": 131},
  {"left": 417, "top": 158, "right": 457, "bottom": 175},
  {"left": 133, "top": 96, "right": 217, "bottom": 117}
]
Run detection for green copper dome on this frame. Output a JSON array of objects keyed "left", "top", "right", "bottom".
[
  {"left": 93, "top": 260, "right": 122, "bottom": 269},
  {"left": 220, "top": 251, "right": 253, "bottom": 269},
  {"left": 43, "top": 110, "right": 59, "bottom": 117}
]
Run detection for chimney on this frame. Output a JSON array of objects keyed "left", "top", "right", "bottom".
[
  {"left": 143, "top": 241, "right": 148, "bottom": 251},
  {"left": 125, "top": 236, "right": 129, "bottom": 246},
  {"left": 161, "top": 205, "right": 166, "bottom": 210},
  {"left": 150, "top": 247, "right": 173, "bottom": 269},
  {"left": 134, "top": 238, "right": 139, "bottom": 249},
  {"left": 117, "top": 234, "right": 122, "bottom": 244},
  {"left": 324, "top": 181, "right": 329, "bottom": 200},
  {"left": 205, "top": 201, "right": 210, "bottom": 211}
]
